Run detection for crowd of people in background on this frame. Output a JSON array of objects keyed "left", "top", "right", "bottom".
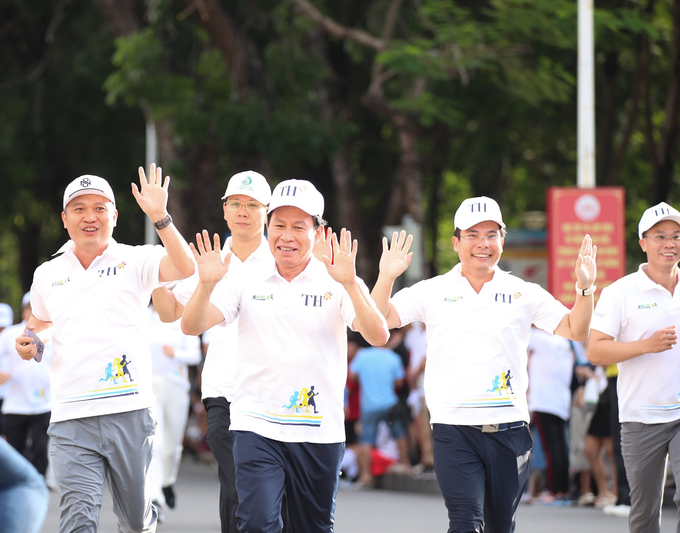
[{"left": 2, "top": 167, "right": 680, "bottom": 533}]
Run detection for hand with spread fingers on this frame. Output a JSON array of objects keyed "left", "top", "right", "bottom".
[
  {"left": 575, "top": 234, "right": 598, "bottom": 291},
  {"left": 379, "top": 230, "right": 414, "bottom": 281},
  {"left": 322, "top": 228, "right": 357, "bottom": 286},
  {"left": 190, "top": 230, "right": 232, "bottom": 286},
  {"left": 314, "top": 226, "right": 333, "bottom": 265},
  {"left": 132, "top": 163, "right": 170, "bottom": 222}
]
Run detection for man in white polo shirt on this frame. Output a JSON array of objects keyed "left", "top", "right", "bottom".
[
  {"left": 182, "top": 179, "right": 389, "bottom": 532},
  {"left": 151, "top": 170, "right": 276, "bottom": 531},
  {"left": 372, "top": 196, "right": 597, "bottom": 533},
  {"left": 589, "top": 202, "right": 680, "bottom": 533},
  {"left": 15, "top": 165, "right": 195, "bottom": 533}
]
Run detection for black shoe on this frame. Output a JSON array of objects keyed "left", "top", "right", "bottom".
[{"left": 162, "top": 485, "right": 176, "bottom": 509}]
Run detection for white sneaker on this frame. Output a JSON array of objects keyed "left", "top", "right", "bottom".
[{"left": 603, "top": 504, "right": 631, "bottom": 518}]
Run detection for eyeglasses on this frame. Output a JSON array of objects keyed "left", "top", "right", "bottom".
[
  {"left": 225, "top": 200, "right": 263, "bottom": 212},
  {"left": 645, "top": 234, "right": 680, "bottom": 242},
  {"left": 462, "top": 233, "right": 501, "bottom": 243}
]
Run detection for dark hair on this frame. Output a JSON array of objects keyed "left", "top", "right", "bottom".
[{"left": 267, "top": 210, "right": 326, "bottom": 230}]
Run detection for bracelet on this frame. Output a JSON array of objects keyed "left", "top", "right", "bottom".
[
  {"left": 575, "top": 282, "right": 596, "bottom": 296},
  {"left": 153, "top": 214, "right": 173, "bottom": 230}
]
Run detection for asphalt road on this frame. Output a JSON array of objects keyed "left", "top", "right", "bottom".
[{"left": 39, "top": 459, "right": 677, "bottom": 532}]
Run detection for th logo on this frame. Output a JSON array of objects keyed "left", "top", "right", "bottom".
[
  {"left": 494, "top": 293, "right": 513, "bottom": 304},
  {"left": 302, "top": 294, "right": 324, "bottom": 307},
  {"left": 469, "top": 202, "right": 488, "bottom": 213}
]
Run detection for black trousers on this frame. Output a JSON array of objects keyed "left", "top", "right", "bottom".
[
  {"left": 433, "top": 422, "right": 533, "bottom": 533},
  {"left": 2, "top": 411, "right": 51, "bottom": 475},
  {"left": 608, "top": 375, "right": 631, "bottom": 506},
  {"left": 533, "top": 412, "right": 569, "bottom": 494},
  {"left": 204, "top": 397, "right": 289, "bottom": 533}
]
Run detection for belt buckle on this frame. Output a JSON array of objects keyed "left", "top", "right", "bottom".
[{"left": 481, "top": 424, "right": 499, "bottom": 433}]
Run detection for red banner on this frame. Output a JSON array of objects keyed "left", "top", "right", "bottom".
[{"left": 547, "top": 187, "right": 625, "bottom": 306}]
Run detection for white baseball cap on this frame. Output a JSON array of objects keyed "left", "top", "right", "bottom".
[
  {"left": 221, "top": 171, "right": 272, "bottom": 206},
  {"left": 454, "top": 196, "right": 505, "bottom": 231},
  {"left": 0, "top": 303, "right": 13, "bottom": 327},
  {"left": 638, "top": 202, "right": 680, "bottom": 238},
  {"left": 63, "top": 175, "right": 116, "bottom": 210},
  {"left": 268, "top": 179, "right": 324, "bottom": 218}
]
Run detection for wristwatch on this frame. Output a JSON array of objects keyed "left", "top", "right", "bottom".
[
  {"left": 575, "top": 282, "right": 596, "bottom": 296},
  {"left": 153, "top": 214, "right": 173, "bottom": 230}
]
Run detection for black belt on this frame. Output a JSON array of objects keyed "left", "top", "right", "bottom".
[{"left": 468, "top": 421, "right": 527, "bottom": 433}]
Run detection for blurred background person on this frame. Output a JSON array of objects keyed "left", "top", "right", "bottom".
[
  {"left": 0, "top": 293, "right": 52, "bottom": 477},
  {"left": 148, "top": 295, "right": 202, "bottom": 515},
  {"left": 527, "top": 326, "right": 574, "bottom": 503},
  {"left": 404, "top": 322, "right": 434, "bottom": 474},
  {"left": 0, "top": 437, "right": 48, "bottom": 533},
  {"left": 349, "top": 331, "right": 411, "bottom": 488},
  {"left": 0, "top": 302, "right": 14, "bottom": 433}
]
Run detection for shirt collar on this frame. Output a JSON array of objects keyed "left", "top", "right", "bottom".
[
  {"left": 635, "top": 263, "right": 669, "bottom": 291},
  {"left": 54, "top": 238, "right": 121, "bottom": 259}
]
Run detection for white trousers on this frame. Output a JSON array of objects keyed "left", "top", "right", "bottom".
[{"left": 151, "top": 377, "right": 190, "bottom": 505}]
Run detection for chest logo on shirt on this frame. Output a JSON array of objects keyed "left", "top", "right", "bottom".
[
  {"left": 443, "top": 296, "right": 463, "bottom": 302},
  {"left": 302, "top": 293, "right": 332, "bottom": 307},
  {"left": 51, "top": 277, "right": 71, "bottom": 287},
  {"left": 637, "top": 303, "right": 658, "bottom": 309},
  {"left": 494, "top": 292, "right": 520, "bottom": 304},
  {"left": 97, "top": 262, "right": 126, "bottom": 277},
  {"left": 252, "top": 294, "right": 274, "bottom": 301}
]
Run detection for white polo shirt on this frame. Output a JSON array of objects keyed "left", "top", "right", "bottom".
[
  {"left": 172, "top": 237, "right": 274, "bottom": 401},
  {"left": 527, "top": 327, "right": 573, "bottom": 421},
  {"left": 390, "top": 264, "right": 569, "bottom": 426},
  {"left": 30, "top": 239, "right": 166, "bottom": 423},
  {"left": 0, "top": 321, "right": 52, "bottom": 415},
  {"left": 592, "top": 264, "right": 680, "bottom": 424},
  {"left": 148, "top": 309, "right": 202, "bottom": 392},
  {"left": 210, "top": 258, "right": 361, "bottom": 444}
]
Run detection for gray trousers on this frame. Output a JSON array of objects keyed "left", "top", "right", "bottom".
[
  {"left": 48, "top": 408, "right": 158, "bottom": 533},
  {"left": 622, "top": 418, "right": 680, "bottom": 533}
]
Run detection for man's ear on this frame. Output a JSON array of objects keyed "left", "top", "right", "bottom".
[{"left": 452, "top": 235, "right": 459, "bottom": 253}]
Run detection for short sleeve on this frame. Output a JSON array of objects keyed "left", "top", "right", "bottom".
[{"left": 591, "top": 285, "right": 622, "bottom": 339}]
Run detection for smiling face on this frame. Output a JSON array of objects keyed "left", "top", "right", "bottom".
[
  {"left": 266, "top": 205, "right": 321, "bottom": 280},
  {"left": 453, "top": 220, "right": 504, "bottom": 279},
  {"left": 640, "top": 219, "right": 680, "bottom": 271},
  {"left": 223, "top": 194, "right": 267, "bottom": 243},
  {"left": 61, "top": 193, "right": 117, "bottom": 255}
]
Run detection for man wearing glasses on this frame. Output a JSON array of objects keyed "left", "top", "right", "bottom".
[
  {"left": 372, "top": 196, "right": 597, "bottom": 533},
  {"left": 151, "top": 171, "right": 275, "bottom": 531},
  {"left": 589, "top": 202, "right": 680, "bottom": 533}
]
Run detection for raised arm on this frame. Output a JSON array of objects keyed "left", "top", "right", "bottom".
[
  {"left": 133, "top": 164, "right": 195, "bottom": 282},
  {"left": 588, "top": 326, "right": 677, "bottom": 365},
  {"left": 553, "top": 234, "right": 597, "bottom": 341},
  {"left": 370, "top": 230, "right": 413, "bottom": 330},
  {"left": 181, "top": 231, "right": 231, "bottom": 336},
  {"left": 320, "top": 229, "right": 389, "bottom": 347}
]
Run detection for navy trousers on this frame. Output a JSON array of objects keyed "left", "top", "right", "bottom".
[
  {"left": 232, "top": 430, "right": 343, "bottom": 533},
  {"left": 433, "top": 423, "right": 533, "bottom": 533}
]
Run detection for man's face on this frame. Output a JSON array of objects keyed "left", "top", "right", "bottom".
[
  {"left": 222, "top": 194, "right": 267, "bottom": 242},
  {"left": 61, "top": 194, "right": 117, "bottom": 251},
  {"left": 452, "top": 220, "right": 504, "bottom": 273},
  {"left": 639, "top": 220, "right": 680, "bottom": 269},
  {"left": 266, "top": 205, "right": 320, "bottom": 273}
]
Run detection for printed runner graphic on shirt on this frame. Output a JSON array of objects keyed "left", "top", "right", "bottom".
[
  {"left": 245, "top": 384, "right": 323, "bottom": 428},
  {"left": 447, "top": 368, "right": 517, "bottom": 409},
  {"left": 62, "top": 354, "right": 139, "bottom": 404}
]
